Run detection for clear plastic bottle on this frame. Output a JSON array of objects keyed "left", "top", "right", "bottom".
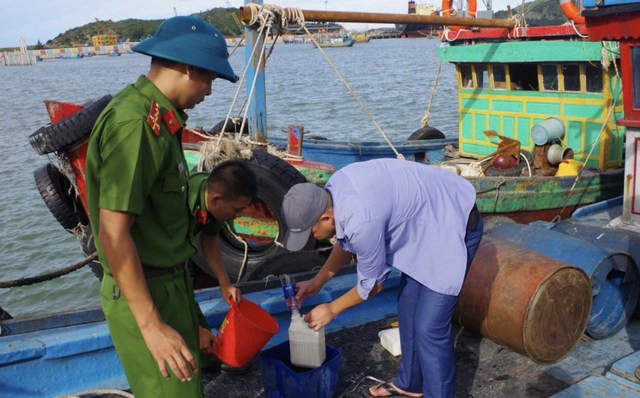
[
  {"left": 280, "top": 274, "right": 326, "bottom": 368},
  {"left": 280, "top": 274, "right": 300, "bottom": 314}
]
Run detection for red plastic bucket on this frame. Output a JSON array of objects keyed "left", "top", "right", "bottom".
[{"left": 213, "top": 298, "right": 280, "bottom": 367}]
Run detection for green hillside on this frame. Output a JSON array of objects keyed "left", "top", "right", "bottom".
[{"left": 39, "top": 8, "right": 243, "bottom": 49}]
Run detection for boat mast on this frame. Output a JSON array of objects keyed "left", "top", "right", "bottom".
[
  {"left": 239, "top": 1, "right": 516, "bottom": 145},
  {"left": 244, "top": 0, "right": 268, "bottom": 146}
]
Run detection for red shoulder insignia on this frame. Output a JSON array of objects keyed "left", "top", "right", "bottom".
[
  {"left": 164, "top": 109, "right": 180, "bottom": 135},
  {"left": 146, "top": 101, "right": 161, "bottom": 136},
  {"left": 194, "top": 206, "right": 208, "bottom": 225}
]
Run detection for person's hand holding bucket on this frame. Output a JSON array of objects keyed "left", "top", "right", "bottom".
[
  {"left": 220, "top": 284, "right": 242, "bottom": 307},
  {"left": 213, "top": 298, "right": 280, "bottom": 368},
  {"left": 199, "top": 325, "right": 216, "bottom": 355}
]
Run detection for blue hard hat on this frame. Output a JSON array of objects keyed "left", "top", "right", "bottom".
[{"left": 133, "top": 16, "right": 238, "bottom": 83}]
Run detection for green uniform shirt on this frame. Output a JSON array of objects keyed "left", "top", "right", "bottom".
[
  {"left": 187, "top": 172, "right": 223, "bottom": 237},
  {"left": 85, "top": 75, "right": 197, "bottom": 272}
]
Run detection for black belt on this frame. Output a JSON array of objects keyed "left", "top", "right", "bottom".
[
  {"left": 142, "top": 262, "right": 187, "bottom": 279},
  {"left": 467, "top": 204, "right": 480, "bottom": 232},
  {"left": 106, "top": 261, "right": 187, "bottom": 279}
]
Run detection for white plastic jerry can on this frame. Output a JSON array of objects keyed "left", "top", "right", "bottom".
[{"left": 288, "top": 310, "right": 326, "bottom": 368}]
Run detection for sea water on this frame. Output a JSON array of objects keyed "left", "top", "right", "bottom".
[{"left": 0, "top": 38, "right": 457, "bottom": 318}]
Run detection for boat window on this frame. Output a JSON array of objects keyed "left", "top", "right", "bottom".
[
  {"left": 562, "top": 64, "right": 581, "bottom": 92},
  {"left": 509, "top": 63, "right": 538, "bottom": 91},
  {"left": 459, "top": 64, "right": 473, "bottom": 88},
  {"left": 633, "top": 47, "right": 640, "bottom": 109},
  {"left": 475, "top": 65, "right": 489, "bottom": 89},
  {"left": 585, "top": 63, "right": 603, "bottom": 93},
  {"left": 492, "top": 64, "right": 508, "bottom": 90},
  {"left": 542, "top": 64, "right": 558, "bottom": 91}
]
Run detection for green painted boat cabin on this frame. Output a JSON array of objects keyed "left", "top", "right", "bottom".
[{"left": 439, "top": 35, "right": 624, "bottom": 170}]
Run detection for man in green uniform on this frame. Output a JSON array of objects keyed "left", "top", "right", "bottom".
[
  {"left": 187, "top": 160, "right": 257, "bottom": 357},
  {"left": 85, "top": 16, "right": 240, "bottom": 398}
]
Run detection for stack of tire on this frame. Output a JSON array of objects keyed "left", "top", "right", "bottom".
[
  {"left": 29, "top": 103, "right": 328, "bottom": 284},
  {"left": 28, "top": 95, "right": 112, "bottom": 279}
]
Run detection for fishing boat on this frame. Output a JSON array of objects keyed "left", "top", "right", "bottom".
[
  {"left": 434, "top": 18, "right": 625, "bottom": 222},
  {"left": 352, "top": 32, "right": 371, "bottom": 43},
  {"left": 250, "top": 1, "right": 626, "bottom": 224},
  {"left": 313, "top": 34, "right": 356, "bottom": 48},
  {"left": 395, "top": 0, "right": 444, "bottom": 38},
  {"left": 4, "top": 2, "right": 640, "bottom": 397}
]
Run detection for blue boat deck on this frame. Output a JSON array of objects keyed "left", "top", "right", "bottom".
[{"left": 3, "top": 196, "right": 640, "bottom": 397}]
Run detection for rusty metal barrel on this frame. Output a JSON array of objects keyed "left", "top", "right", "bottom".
[{"left": 455, "top": 237, "right": 592, "bottom": 364}]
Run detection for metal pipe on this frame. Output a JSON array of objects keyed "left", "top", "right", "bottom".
[{"left": 239, "top": 7, "right": 517, "bottom": 29}]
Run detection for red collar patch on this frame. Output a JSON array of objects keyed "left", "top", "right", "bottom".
[{"left": 146, "top": 101, "right": 161, "bottom": 136}]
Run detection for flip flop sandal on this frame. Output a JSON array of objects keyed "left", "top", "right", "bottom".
[{"left": 368, "top": 381, "right": 422, "bottom": 397}]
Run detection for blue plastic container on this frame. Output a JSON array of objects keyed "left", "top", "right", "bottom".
[
  {"left": 489, "top": 223, "right": 639, "bottom": 339},
  {"left": 260, "top": 341, "right": 341, "bottom": 398}
]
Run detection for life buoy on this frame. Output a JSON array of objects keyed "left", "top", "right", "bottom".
[
  {"left": 559, "top": 0, "right": 585, "bottom": 24},
  {"left": 442, "top": 0, "right": 477, "bottom": 31}
]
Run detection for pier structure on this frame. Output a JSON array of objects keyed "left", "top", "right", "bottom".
[{"left": 1, "top": 38, "right": 36, "bottom": 66}]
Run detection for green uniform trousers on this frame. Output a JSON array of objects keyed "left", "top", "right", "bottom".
[{"left": 101, "top": 269, "right": 204, "bottom": 398}]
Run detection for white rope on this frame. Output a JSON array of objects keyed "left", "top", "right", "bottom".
[
  {"left": 243, "top": 5, "right": 404, "bottom": 159},
  {"left": 443, "top": 27, "right": 463, "bottom": 42},
  {"left": 295, "top": 16, "right": 404, "bottom": 160},
  {"left": 569, "top": 20, "right": 589, "bottom": 39},
  {"left": 420, "top": 61, "right": 442, "bottom": 128},
  {"left": 553, "top": 75, "right": 621, "bottom": 221},
  {"left": 520, "top": 152, "right": 532, "bottom": 177},
  {"left": 223, "top": 221, "right": 249, "bottom": 283}
]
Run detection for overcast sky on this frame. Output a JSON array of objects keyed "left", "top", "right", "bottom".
[{"left": 1, "top": 0, "right": 518, "bottom": 48}]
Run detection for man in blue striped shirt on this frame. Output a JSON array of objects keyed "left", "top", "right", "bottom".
[{"left": 282, "top": 158, "right": 483, "bottom": 398}]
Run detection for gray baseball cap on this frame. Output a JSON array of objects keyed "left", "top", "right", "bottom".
[{"left": 281, "top": 183, "right": 328, "bottom": 251}]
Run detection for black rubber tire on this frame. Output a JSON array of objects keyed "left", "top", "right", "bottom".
[
  {"left": 34, "top": 163, "right": 88, "bottom": 232},
  {"left": 28, "top": 95, "right": 112, "bottom": 154},
  {"left": 218, "top": 150, "right": 311, "bottom": 282},
  {"left": 79, "top": 226, "right": 104, "bottom": 280},
  {"left": 210, "top": 117, "right": 249, "bottom": 135},
  {"left": 407, "top": 126, "right": 446, "bottom": 140},
  {"left": 244, "top": 250, "right": 330, "bottom": 281}
]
